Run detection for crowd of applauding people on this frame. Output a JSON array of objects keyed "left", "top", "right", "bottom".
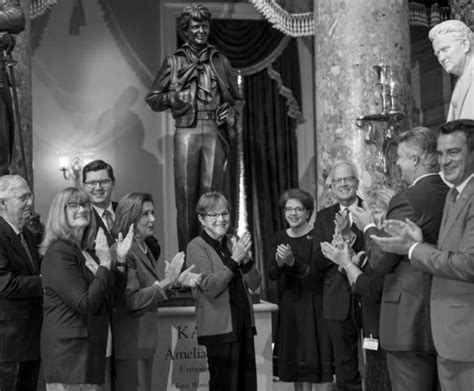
[
  {"left": 269, "top": 119, "right": 474, "bottom": 391},
  {"left": 0, "top": 158, "right": 260, "bottom": 391},
  {"left": 0, "top": 10, "right": 473, "bottom": 390},
  {"left": 2, "top": 119, "right": 474, "bottom": 391}
]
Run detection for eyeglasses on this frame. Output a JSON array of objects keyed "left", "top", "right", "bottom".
[
  {"left": 203, "top": 211, "right": 230, "bottom": 220},
  {"left": 65, "top": 202, "right": 92, "bottom": 212},
  {"left": 284, "top": 206, "right": 306, "bottom": 213},
  {"left": 13, "top": 193, "right": 34, "bottom": 203},
  {"left": 332, "top": 176, "right": 357, "bottom": 185},
  {"left": 84, "top": 179, "right": 112, "bottom": 189}
]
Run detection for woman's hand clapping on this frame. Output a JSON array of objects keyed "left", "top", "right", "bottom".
[
  {"left": 231, "top": 231, "right": 252, "bottom": 264},
  {"left": 275, "top": 244, "right": 294, "bottom": 267},
  {"left": 156, "top": 251, "right": 185, "bottom": 290},
  {"left": 177, "top": 264, "right": 202, "bottom": 288},
  {"left": 95, "top": 228, "right": 112, "bottom": 270},
  {"left": 116, "top": 224, "right": 134, "bottom": 265}
]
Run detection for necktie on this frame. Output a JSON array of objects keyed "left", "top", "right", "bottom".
[
  {"left": 103, "top": 210, "right": 114, "bottom": 232},
  {"left": 451, "top": 188, "right": 459, "bottom": 204},
  {"left": 19, "top": 232, "right": 36, "bottom": 273},
  {"left": 345, "top": 208, "right": 353, "bottom": 226},
  {"left": 442, "top": 187, "right": 459, "bottom": 229}
]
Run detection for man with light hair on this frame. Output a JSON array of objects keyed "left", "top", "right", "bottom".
[
  {"left": 361, "top": 127, "right": 449, "bottom": 391},
  {"left": 0, "top": 175, "right": 42, "bottom": 390},
  {"left": 312, "top": 160, "right": 365, "bottom": 391},
  {"left": 429, "top": 20, "right": 474, "bottom": 120}
]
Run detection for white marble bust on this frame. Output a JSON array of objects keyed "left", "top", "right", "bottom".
[{"left": 429, "top": 20, "right": 474, "bottom": 121}]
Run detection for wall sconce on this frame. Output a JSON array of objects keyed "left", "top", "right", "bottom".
[
  {"left": 356, "top": 64, "right": 406, "bottom": 174},
  {"left": 58, "top": 152, "right": 93, "bottom": 181}
]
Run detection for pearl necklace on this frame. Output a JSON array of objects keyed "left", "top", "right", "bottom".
[{"left": 136, "top": 240, "right": 148, "bottom": 254}]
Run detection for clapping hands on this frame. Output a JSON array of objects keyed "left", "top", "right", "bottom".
[
  {"left": 351, "top": 206, "right": 374, "bottom": 231},
  {"left": 177, "top": 264, "right": 202, "bottom": 288},
  {"left": 334, "top": 209, "right": 351, "bottom": 235},
  {"left": 95, "top": 228, "right": 112, "bottom": 269},
  {"left": 163, "top": 252, "right": 186, "bottom": 286},
  {"left": 116, "top": 224, "right": 134, "bottom": 264},
  {"left": 320, "top": 236, "right": 352, "bottom": 269},
  {"left": 231, "top": 231, "right": 252, "bottom": 264},
  {"left": 371, "top": 218, "right": 423, "bottom": 255},
  {"left": 275, "top": 244, "right": 294, "bottom": 267}
]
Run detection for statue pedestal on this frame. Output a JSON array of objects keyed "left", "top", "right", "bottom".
[{"left": 152, "top": 301, "right": 278, "bottom": 390}]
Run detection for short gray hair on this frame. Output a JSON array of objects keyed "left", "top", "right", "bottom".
[
  {"left": 397, "top": 126, "right": 439, "bottom": 172},
  {"left": 0, "top": 175, "right": 29, "bottom": 200},
  {"left": 429, "top": 20, "right": 473, "bottom": 45},
  {"left": 329, "top": 161, "right": 359, "bottom": 182}
]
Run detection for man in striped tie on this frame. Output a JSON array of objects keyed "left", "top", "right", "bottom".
[{"left": 0, "top": 175, "right": 42, "bottom": 391}]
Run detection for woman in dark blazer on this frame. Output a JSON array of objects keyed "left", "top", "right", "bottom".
[
  {"left": 40, "top": 187, "right": 132, "bottom": 391},
  {"left": 186, "top": 191, "right": 261, "bottom": 391},
  {"left": 111, "top": 192, "right": 196, "bottom": 391}
]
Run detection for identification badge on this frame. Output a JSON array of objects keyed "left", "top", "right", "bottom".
[{"left": 363, "top": 335, "right": 379, "bottom": 351}]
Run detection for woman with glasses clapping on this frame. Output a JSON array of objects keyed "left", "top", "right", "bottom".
[
  {"left": 40, "top": 187, "right": 133, "bottom": 391},
  {"left": 269, "top": 189, "right": 334, "bottom": 391},
  {"left": 186, "top": 192, "right": 261, "bottom": 391}
]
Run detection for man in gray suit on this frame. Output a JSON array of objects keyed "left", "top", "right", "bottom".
[{"left": 373, "top": 119, "right": 474, "bottom": 390}]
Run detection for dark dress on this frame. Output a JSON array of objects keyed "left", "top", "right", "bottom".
[{"left": 268, "top": 229, "right": 333, "bottom": 383}]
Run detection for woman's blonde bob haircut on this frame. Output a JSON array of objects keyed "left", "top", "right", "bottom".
[{"left": 40, "top": 187, "right": 95, "bottom": 255}]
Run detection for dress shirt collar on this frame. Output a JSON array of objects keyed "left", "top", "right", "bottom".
[
  {"left": 339, "top": 198, "right": 359, "bottom": 212},
  {"left": 92, "top": 204, "right": 115, "bottom": 220},
  {"left": 454, "top": 174, "right": 474, "bottom": 199},
  {"left": 2, "top": 216, "right": 21, "bottom": 235}
]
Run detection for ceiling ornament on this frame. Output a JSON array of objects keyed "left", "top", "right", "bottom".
[
  {"left": 249, "top": 0, "right": 453, "bottom": 36},
  {"left": 31, "top": 0, "right": 58, "bottom": 19}
]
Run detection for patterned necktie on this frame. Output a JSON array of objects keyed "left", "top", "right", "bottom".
[
  {"left": 103, "top": 209, "right": 114, "bottom": 232},
  {"left": 19, "top": 232, "right": 36, "bottom": 273},
  {"left": 451, "top": 188, "right": 459, "bottom": 204}
]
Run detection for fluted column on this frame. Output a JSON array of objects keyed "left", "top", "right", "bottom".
[
  {"left": 11, "top": 0, "right": 32, "bottom": 184},
  {"left": 314, "top": 0, "right": 411, "bottom": 207}
]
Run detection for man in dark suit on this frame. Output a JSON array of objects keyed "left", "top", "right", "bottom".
[
  {"left": 82, "top": 159, "right": 117, "bottom": 246},
  {"left": 82, "top": 159, "right": 161, "bottom": 259},
  {"left": 312, "top": 161, "right": 364, "bottom": 391},
  {"left": 0, "top": 175, "right": 42, "bottom": 391},
  {"left": 372, "top": 119, "right": 474, "bottom": 390},
  {"left": 363, "top": 127, "right": 448, "bottom": 391}
]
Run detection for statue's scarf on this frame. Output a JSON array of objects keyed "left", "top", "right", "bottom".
[{"left": 177, "top": 44, "right": 215, "bottom": 103}]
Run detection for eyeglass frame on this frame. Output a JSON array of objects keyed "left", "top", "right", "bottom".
[
  {"left": 284, "top": 206, "right": 306, "bottom": 214},
  {"left": 332, "top": 176, "right": 358, "bottom": 185},
  {"left": 201, "top": 211, "right": 230, "bottom": 220},
  {"left": 65, "top": 202, "right": 92, "bottom": 211},
  {"left": 12, "top": 192, "right": 35, "bottom": 203},
  {"left": 83, "top": 179, "right": 113, "bottom": 189}
]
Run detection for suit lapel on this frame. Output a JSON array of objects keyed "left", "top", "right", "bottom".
[
  {"left": 439, "top": 178, "right": 474, "bottom": 244},
  {"left": 0, "top": 218, "right": 37, "bottom": 274},
  {"left": 132, "top": 242, "right": 159, "bottom": 280}
]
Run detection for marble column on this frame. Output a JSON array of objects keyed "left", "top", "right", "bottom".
[
  {"left": 10, "top": 0, "right": 32, "bottom": 185},
  {"left": 314, "top": 0, "right": 411, "bottom": 208}
]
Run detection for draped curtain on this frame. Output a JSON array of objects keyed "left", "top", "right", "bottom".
[
  {"left": 31, "top": 3, "right": 302, "bottom": 301},
  {"left": 209, "top": 20, "right": 302, "bottom": 303}
]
